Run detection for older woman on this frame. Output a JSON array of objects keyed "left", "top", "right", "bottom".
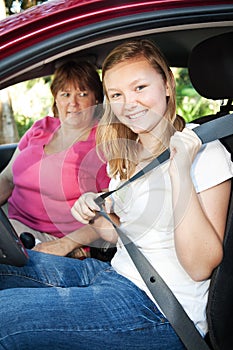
[{"left": 0, "top": 60, "right": 110, "bottom": 257}]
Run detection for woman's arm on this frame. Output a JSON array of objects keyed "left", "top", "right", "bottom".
[
  {"left": 34, "top": 197, "right": 118, "bottom": 256},
  {"left": 0, "top": 147, "right": 20, "bottom": 206},
  {"left": 33, "top": 224, "right": 100, "bottom": 256},
  {"left": 169, "top": 128, "right": 230, "bottom": 281}
]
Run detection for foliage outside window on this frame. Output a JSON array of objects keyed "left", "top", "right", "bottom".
[
  {"left": 173, "top": 68, "right": 221, "bottom": 123},
  {"left": 9, "top": 78, "right": 52, "bottom": 138}
]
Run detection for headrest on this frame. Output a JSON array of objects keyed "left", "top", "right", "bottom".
[{"left": 188, "top": 31, "right": 233, "bottom": 100}]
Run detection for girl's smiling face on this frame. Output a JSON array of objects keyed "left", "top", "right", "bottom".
[{"left": 104, "top": 57, "right": 170, "bottom": 135}]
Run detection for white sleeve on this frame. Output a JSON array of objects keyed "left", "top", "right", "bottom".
[{"left": 191, "top": 140, "right": 233, "bottom": 193}]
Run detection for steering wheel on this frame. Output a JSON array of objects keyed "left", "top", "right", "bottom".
[{"left": 0, "top": 207, "right": 29, "bottom": 266}]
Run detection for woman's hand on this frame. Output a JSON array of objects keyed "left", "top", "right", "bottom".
[
  {"left": 71, "top": 192, "right": 101, "bottom": 224},
  {"left": 33, "top": 237, "right": 76, "bottom": 256},
  {"left": 169, "top": 128, "right": 202, "bottom": 176}
]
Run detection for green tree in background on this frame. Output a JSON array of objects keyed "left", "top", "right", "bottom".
[
  {"left": 10, "top": 78, "right": 52, "bottom": 138},
  {"left": 174, "top": 68, "right": 220, "bottom": 123},
  {"left": 4, "top": 0, "right": 47, "bottom": 15}
]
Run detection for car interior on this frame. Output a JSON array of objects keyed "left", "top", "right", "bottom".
[
  {"left": 0, "top": 12, "right": 233, "bottom": 347},
  {"left": 186, "top": 31, "right": 233, "bottom": 350}
]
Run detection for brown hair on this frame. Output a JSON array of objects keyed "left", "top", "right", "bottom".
[
  {"left": 98, "top": 39, "right": 185, "bottom": 179},
  {"left": 50, "top": 60, "right": 103, "bottom": 117}
]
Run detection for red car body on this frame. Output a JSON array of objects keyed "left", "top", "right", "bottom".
[
  {"left": 1, "top": 0, "right": 232, "bottom": 56},
  {"left": 1, "top": 0, "right": 231, "bottom": 53}
]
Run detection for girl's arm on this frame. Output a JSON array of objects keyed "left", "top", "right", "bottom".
[{"left": 169, "top": 128, "right": 230, "bottom": 281}]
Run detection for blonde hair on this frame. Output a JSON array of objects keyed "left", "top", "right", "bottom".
[{"left": 97, "top": 39, "right": 185, "bottom": 179}]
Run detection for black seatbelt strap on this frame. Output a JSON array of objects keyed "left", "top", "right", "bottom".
[
  {"left": 98, "top": 209, "right": 210, "bottom": 350},
  {"left": 194, "top": 112, "right": 233, "bottom": 144},
  {"left": 95, "top": 148, "right": 170, "bottom": 206},
  {"left": 96, "top": 113, "right": 233, "bottom": 206},
  {"left": 94, "top": 113, "right": 233, "bottom": 350}
]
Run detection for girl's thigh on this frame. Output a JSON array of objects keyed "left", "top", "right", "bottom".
[
  {"left": 0, "top": 268, "right": 184, "bottom": 350},
  {"left": 0, "top": 250, "right": 109, "bottom": 288}
]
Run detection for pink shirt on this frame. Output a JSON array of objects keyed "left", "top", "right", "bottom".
[{"left": 8, "top": 116, "right": 110, "bottom": 238}]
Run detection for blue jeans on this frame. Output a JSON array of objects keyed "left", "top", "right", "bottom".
[{"left": 0, "top": 250, "right": 184, "bottom": 350}]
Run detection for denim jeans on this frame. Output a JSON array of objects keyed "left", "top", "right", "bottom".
[{"left": 0, "top": 250, "right": 184, "bottom": 350}]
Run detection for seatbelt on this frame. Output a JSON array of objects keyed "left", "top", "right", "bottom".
[
  {"left": 94, "top": 113, "right": 233, "bottom": 350},
  {"left": 96, "top": 112, "right": 233, "bottom": 205}
]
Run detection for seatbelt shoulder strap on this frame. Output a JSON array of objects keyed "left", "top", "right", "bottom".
[
  {"left": 96, "top": 113, "right": 233, "bottom": 206},
  {"left": 94, "top": 113, "right": 233, "bottom": 349}
]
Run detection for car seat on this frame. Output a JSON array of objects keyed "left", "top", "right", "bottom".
[
  {"left": 0, "top": 143, "right": 17, "bottom": 173},
  {"left": 189, "top": 30, "right": 233, "bottom": 121},
  {"left": 188, "top": 31, "right": 233, "bottom": 350}
]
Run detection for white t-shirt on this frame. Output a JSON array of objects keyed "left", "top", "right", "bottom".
[{"left": 110, "top": 139, "right": 233, "bottom": 336}]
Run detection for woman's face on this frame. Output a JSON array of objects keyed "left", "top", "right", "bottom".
[
  {"left": 104, "top": 57, "right": 169, "bottom": 135},
  {"left": 55, "top": 83, "right": 96, "bottom": 128}
]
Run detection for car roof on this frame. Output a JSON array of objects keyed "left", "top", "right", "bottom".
[{"left": 0, "top": 0, "right": 233, "bottom": 89}]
